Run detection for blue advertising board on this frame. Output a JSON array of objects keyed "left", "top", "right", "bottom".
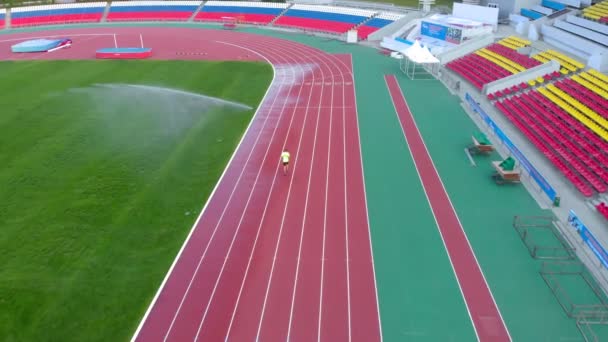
[
  {"left": 421, "top": 21, "right": 448, "bottom": 40},
  {"left": 568, "top": 210, "right": 608, "bottom": 268},
  {"left": 465, "top": 93, "right": 557, "bottom": 201}
]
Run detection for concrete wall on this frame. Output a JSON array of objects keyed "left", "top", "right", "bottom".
[
  {"left": 554, "top": 19, "right": 608, "bottom": 46},
  {"left": 541, "top": 24, "right": 607, "bottom": 57},
  {"left": 566, "top": 14, "right": 608, "bottom": 36},
  {"left": 368, "top": 11, "right": 421, "bottom": 41},
  {"left": 483, "top": 60, "right": 560, "bottom": 94}
]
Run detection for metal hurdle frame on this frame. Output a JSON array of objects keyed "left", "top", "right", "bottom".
[
  {"left": 513, "top": 215, "right": 576, "bottom": 260},
  {"left": 540, "top": 261, "right": 608, "bottom": 318}
]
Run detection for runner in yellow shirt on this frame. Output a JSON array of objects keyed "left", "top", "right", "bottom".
[{"left": 280, "top": 149, "right": 291, "bottom": 175}]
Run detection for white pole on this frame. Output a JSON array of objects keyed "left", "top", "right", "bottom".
[
  {"left": 114, "top": 34, "right": 117, "bottom": 48},
  {"left": 140, "top": 34, "right": 144, "bottom": 49}
]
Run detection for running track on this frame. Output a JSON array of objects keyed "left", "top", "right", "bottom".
[
  {"left": 385, "top": 75, "right": 510, "bottom": 341},
  {"left": 0, "top": 27, "right": 384, "bottom": 341},
  {"left": 0, "top": 27, "right": 513, "bottom": 341}
]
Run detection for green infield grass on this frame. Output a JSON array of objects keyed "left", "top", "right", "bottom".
[{"left": 0, "top": 60, "right": 272, "bottom": 341}]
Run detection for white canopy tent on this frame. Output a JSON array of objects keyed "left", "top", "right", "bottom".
[{"left": 398, "top": 39, "right": 440, "bottom": 80}]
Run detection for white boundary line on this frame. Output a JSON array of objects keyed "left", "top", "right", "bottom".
[
  {"left": 285, "top": 62, "right": 323, "bottom": 342},
  {"left": 254, "top": 63, "right": 315, "bottom": 341},
  {"left": 385, "top": 75, "right": 479, "bottom": 341},
  {"left": 129, "top": 43, "right": 278, "bottom": 342},
  {"left": 139, "top": 33, "right": 144, "bottom": 48},
  {"left": 349, "top": 53, "right": 384, "bottom": 341},
  {"left": 114, "top": 33, "right": 117, "bottom": 48},
  {"left": 221, "top": 43, "right": 312, "bottom": 341},
  {"left": 393, "top": 78, "right": 512, "bottom": 342},
  {"left": 341, "top": 58, "right": 353, "bottom": 342},
  {"left": 192, "top": 44, "right": 306, "bottom": 341},
  {"left": 386, "top": 75, "right": 512, "bottom": 341},
  {"left": 317, "top": 62, "right": 335, "bottom": 342},
  {"left": 162, "top": 45, "right": 285, "bottom": 342}
]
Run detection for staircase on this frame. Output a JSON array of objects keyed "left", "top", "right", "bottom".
[
  {"left": 354, "top": 12, "right": 379, "bottom": 30},
  {"left": 101, "top": 1, "right": 111, "bottom": 22},
  {"left": 269, "top": 4, "right": 293, "bottom": 26},
  {"left": 189, "top": 1, "right": 206, "bottom": 22}
]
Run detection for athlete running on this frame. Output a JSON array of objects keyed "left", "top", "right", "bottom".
[{"left": 281, "top": 149, "right": 291, "bottom": 175}]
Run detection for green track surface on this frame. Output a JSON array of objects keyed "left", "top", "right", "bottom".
[
  {"left": 0, "top": 60, "right": 272, "bottom": 341},
  {"left": 1, "top": 23, "right": 606, "bottom": 341},
  {"left": 231, "top": 27, "right": 601, "bottom": 341}
]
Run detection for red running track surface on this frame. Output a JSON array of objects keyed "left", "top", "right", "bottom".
[
  {"left": 0, "top": 26, "right": 383, "bottom": 341},
  {"left": 385, "top": 75, "right": 511, "bottom": 342},
  {"left": 122, "top": 28, "right": 381, "bottom": 342}
]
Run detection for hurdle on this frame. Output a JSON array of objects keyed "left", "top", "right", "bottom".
[
  {"left": 222, "top": 16, "right": 237, "bottom": 30},
  {"left": 576, "top": 308, "right": 608, "bottom": 342},
  {"left": 513, "top": 215, "right": 576, "bottom": 260},
  {"left": 540, "top": 261, "right": 608, "bottom": 318}
]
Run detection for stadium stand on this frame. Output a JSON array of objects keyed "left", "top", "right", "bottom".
[
  {"left": 195, "top": 1, "right": 289, "bottom": 25},
  {"left": 107, "top": 1, "right": 199, "bottom": 22},
  {"left": 0, "top": 9, "right": 5, "bottom": 29},
  {"left": 492, "top": 65, "right": 608, "bottom": 197},
  {"left": 446, "top": 36, "right": 538, "bottom": 90},
  {"left": 273, "top": 4, "right": 376, "bottom": 34},
  {"left": 357, "top": 11, "right": 405, "bottom": 40},
  {"left": 597, "top": 202, "right": 608, "bottom": 219},
  {"left": 10, "top": 2, "right": 106, "bottom": 27},
  {"left": 582, "top": 0, "right": 608, "bottom": 22}
]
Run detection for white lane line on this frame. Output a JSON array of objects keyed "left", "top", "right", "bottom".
[
  {"left": 162, "top": 51, "right": 288, "bottom": 342},
  {"left": 222, "top": 42, "right": 315, "bottom": 342},
  {"left": 254, "top": 63, "right": 317, "bottom": 341},
  {"left": 192, "top": 55, "right": 309, "bottom": 341},
  {"left": 285, "top": 67, "right": 325, "bottom": 342},
  {"left": 318, "top": 66, "right": 335, "bottom": 342},
  {"left": 130, "top": 36, "right": 277, "bottom": 342},
  {"left": 348, "top": 54, "right": 383, "bottom": 341}
]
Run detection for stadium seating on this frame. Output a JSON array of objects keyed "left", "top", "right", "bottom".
[
  {"left": 357, "top": 12, "right": 405, "bottom": 40},
  {"left": 0, "top": 9, "right": 5, "bottom": 29},
  {"left": 446, "top": 37, "right": 539, "bottom": 90},
  {"left": 532, "top": 50, "right": 584, "bottom": 72},
  {"left": 495, "top": 90, "right": 608, "bottom": 196},
  {"left": 10, "top": 3, "right": 106, "bottom": 27},
  {"left": 498, "top": 36, "right": 532, "bottom": 49},
  {"left": 274, "top": 4, "right": 375, "bottom": 34},
  {"left": 107, "top": 1, "right": 199, "bottom": 22},
  {"left": 597, "top": 202, "right": 608, "bottom": 219},
  {"left": 485, "top": 43, "right": 542, "bottom": 69},
  {"left": 196, "top": 1, "right": 288, "bottom": 25},
  {"left": 447, "top": 53, "right": 512, "bottom": 90},
  {"left": 582, "top": 1, "right": 608, "bottom": 22}
]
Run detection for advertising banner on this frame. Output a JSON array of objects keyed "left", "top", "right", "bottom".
[
  {"left": 465, "top": 93, "right": 557, "bottom": 201},
  {"left": 568, "top": 210, "right": 608, "bottom": 268}
]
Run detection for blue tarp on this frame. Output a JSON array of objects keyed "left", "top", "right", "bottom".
[
  {"left": 542, "top": 0, "right": 566, "bottom": 11},
  {"left": 365, "top": 18, "right": 393, "bottom": 28},
  {"left": 521, "top": 8, "right": 544, "bottom": 20}
]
